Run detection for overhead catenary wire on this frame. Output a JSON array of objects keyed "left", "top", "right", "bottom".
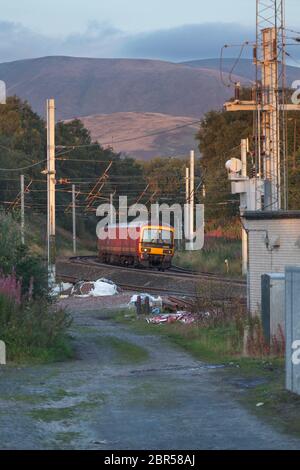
[
  {"left": 0, "top": 159, "right": 47, "bottom": 172},
  {"left": 56, "top": 119, "right": 202, "bottom": 150},
  {"left": 220, "top": 41, "right": 254, "bottom": 89}
]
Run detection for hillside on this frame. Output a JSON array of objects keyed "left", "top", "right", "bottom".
[
  {"left": 182, "top": 58, "right": 300, "bottom": 85},
  {"left": 0, "top": 56, "right": 242, "bottom": 120},
  {"left": 79, "top": 112, "right": 199, "bottom": 160}
]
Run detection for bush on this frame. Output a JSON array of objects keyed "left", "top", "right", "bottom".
[
  {"left": 0, "top": 294, "right": 73, "bottom": 363},
  {"left": 15, "top": 245, "right": 48, "bottom": 298},
  {"left": 0, "top": 212, "right": 47, "bottom": 298},
  {"left": 0, "top": 273, "right": 21, "bottom": 304}
]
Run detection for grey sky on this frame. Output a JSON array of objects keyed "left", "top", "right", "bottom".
[{"left": 0, "top": 0, "right": 300, "bottom": 62}]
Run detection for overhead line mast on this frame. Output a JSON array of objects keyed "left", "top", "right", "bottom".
[{"left": 225, "top": 0, "right": 299, "bottom": 211}]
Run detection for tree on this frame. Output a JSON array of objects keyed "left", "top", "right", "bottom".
[
  {"left": 0, "top": 212, "right": 47, "bottom": 297},
  {"left": 197, "top": 89, "right": 300, "bottom": 222},
  {"left": 142, "top": 157, "right": 187, "bottom": 204},
  {"left": 197, "top": 109, "right": 252, "bottom": 222}
]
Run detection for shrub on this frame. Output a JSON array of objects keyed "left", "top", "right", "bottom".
[
  {"left": 15, "top": 245, "right": 48, "bottom": 298},
  {"left": 0, "top": 272, "right": 21, "bottom": 304},
  {"left": 0, "top": 212, "right": 47, "bottom": 298},
  {"left": 0, "top": 294, "right": 73, "bottom": 363}
]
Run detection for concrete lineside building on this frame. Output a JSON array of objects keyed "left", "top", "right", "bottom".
[{"left": 243, "top": 211, "right": 300, "bottom": 315}]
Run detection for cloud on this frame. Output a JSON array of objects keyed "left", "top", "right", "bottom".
[
  {"left": 0, "top": 21, "right": 55, "bottom": 62},
  {"left": 0, "top": 19, "right": 298, "bottom": 65},
  {"left": 62, "top": 21, "right": 125, "bottom": 57},
  {"left": 122, "top": 23, "right": 255, "bottom": 61},
  {"left": 0, "top": 20, "right": 125, "bottom": 62}
]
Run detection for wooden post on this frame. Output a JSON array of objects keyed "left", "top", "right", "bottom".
[
  {"left": 0, "top": 341, "right": 6, "bottom": 365},
  {"left": 136, "top": 296, "right": 142, "bottom": 316}
]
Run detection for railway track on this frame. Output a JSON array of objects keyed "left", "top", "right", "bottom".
[
  {"left": 58, "top": 273, "right": 245, "bottom": 302},
  {"left": 67, "top": 255, "right": 246, "bottom": 287}
]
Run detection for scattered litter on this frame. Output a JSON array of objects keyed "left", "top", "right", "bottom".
[
  {"left": 129, "top": 294, "right": 162, "bottom": 309},
  {"left": 72, "top": 278, "right": 118, "bottom": 297},
  {"left": 162, "top": 296, "right": 195, "bottom": 312},
  {"left": 152, "top": 307, "right": 162, "bottom": 316},
  {"left": 146, "top": 312, "right": 196, "bottom": 325},
  {"left": 50, "top": 282, "right": 74, "bottom": 297},
  {"left": 256, "top": 402, "right": 265, "bottom": 408}
]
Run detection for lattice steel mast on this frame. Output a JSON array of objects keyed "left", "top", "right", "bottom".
[
  {"left": 255, "top": 0, "right": 287, "bottom": 210},
  {"left": 225, "top": 0, "right": 299, "bottom": 211}
]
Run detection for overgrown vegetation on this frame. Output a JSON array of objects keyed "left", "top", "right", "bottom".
[
  {"left": 116, "top": 296, "right": 297, "bottom": 436},
  {"left": 0, "top": 294, "right": 72, "bottom": 363},
  {"left": 174, "top": 236, "right": 242, "bottom": 277},
  {"left": 0, "top": 212, "right": 47, "bottom": 297},
  {"left": 118, "top": 282, "right": 285, "bottom": 363},
  {"left": 0, "top": 212, "right": 73, "bottom": 363}
]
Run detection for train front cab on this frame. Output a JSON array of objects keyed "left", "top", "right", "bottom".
[{"left": 138, "top": 225, "right": 175, "bottom": 269}]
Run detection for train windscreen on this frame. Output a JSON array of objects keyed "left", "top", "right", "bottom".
[{"left": 142, "top": 228, "right": 173, "bottom": 246}]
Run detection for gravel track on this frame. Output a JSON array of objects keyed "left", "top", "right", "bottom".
[{"left": 0, "top": 296, "right": 299, "bottom": 450}]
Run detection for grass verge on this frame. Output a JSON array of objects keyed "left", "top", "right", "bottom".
[
  {"left": 115, "top": 309, "right": 300, "bottom": 438},
  {"left": 95, "top": 335, "right": 149, "bottom": 364},
  {"left": 174, "top": 236, "right": 242, "bottom": 277}
]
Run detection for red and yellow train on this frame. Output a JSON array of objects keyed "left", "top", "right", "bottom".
[{"left": 97, "top": 222, "right": 175, "bottom": 269}]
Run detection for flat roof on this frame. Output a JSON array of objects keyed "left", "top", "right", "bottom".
[{"left": 243, "top": 211, "right": 300, "bottom": 220}]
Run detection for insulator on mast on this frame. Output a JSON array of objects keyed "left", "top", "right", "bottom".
[
  {"left": 234, "top": 82, "right": 241, "bottom": 101},
  {"left": 253, "top": 46, "right": 257, "bottom": 63}
]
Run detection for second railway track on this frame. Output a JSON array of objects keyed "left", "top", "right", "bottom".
[
  {"left": 56, "top": 255, "right": 246, "bottom": 301},
  {"left": 67, "top": 255, "right": 246, "bottom": 287}
]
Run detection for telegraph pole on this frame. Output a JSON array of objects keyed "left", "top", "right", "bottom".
[
  {"left": 47, "top": 98, "right": 56, "bottom": 285},
  {"left": 190, "top": 150, "right": 195, "bottom": 238},
  {"left": 20, "top": 174, "right": 25, "bottom": 245},
  {"left": 110, "top": 193, "right": 114, "bottom": 224},
  {"left": 185, "top": 166, "right": 190, "bottom": 241},
  {"left": 241, "top": 139, "right": 248, "bottom": 276},
  {"left": 72, "top": 184, "right": 77, "bottom": 255}
]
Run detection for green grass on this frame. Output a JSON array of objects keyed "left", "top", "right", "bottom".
[
  {"left": 94, "top": 335, "right": 149, "bottom": 364},
  {"left": 174, "top": 237, "right": 242, "bottom": 277},
  {"left": 8, "top": 336, "right": 74, "bottom": 365},
  {"left": 0, "top": 295, "right": 74, "bottom": 364},
  {"left": 229, "top": 359, "right": 300, "bottom": 437},
  {"left": 29, "top": 395, "right": 105, "bottom": 423},
  {"left": 115, "top": 312, "right": 241, "bottom": 363},
  {"left": 29, "top": 406, "right": 76, "bottom": 422},
  {"left": 116, "top": 310, "right": 300, "bottom": 438}
]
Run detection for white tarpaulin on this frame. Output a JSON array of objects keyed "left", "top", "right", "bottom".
[{"left": 72, "top": 278, "right": 118, "bottom": 297}]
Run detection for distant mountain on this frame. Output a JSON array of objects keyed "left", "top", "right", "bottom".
[
  {"left": 181, "top": 58, "right": 300, "bottom": 86},
  {"left": 0, "top": 56, "right": 242, "bottom": 120},
  {"left": 79, "top": 112, "right": 200, "bottom": 161}
]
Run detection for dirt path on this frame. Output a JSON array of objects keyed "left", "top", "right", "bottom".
[{"left": 0, "top": 297, "right": 299, "bottom": 450}]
